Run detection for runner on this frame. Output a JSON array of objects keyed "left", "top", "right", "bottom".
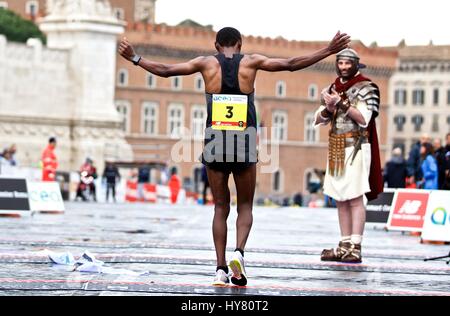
[{"left": 119, "top": 27, "right": 350, "bottom": 285}]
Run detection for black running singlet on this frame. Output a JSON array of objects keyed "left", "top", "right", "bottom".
[{"left": 201, "top": 54, "right": 258, "bottom": 170}]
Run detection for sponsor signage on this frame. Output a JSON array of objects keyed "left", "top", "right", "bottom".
[
  {"left": 387, "top": 189, "right": 430, "bottom": 231},
  {"left": 421, "top": 191, "right": 450, "bottom": 242},
  {"left": 27, "top": 182, "right": 65, "bottom": 212},
  {"left": 366, "top": 190, "right": 395, "bottom": 223}
]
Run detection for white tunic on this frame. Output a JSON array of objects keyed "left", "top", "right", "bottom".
[{"left": 314, "top": 102, "right": 373, "bottom": 202}]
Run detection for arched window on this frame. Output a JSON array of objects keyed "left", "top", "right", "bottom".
[
  {"left": 308, "top": 84, "right": 318, "bottom": 101},
  {"left": 411, "top": 115, "right": 424, "bottom": 132},
  {"left": 147, "top": 73, "right": 156, "bottom": 89},
  {"left": 141, "top": 102, "right": 158, "bottom": 135},
  {"left": 115, "top": 100, "right": 131, "bottom": 134},
  {"left": 272, "top": 169, "right": 284, "bottom": 193},
  {"left": 394, "top": 115, "right": 406, "bottom": 132},
  {"left": 194, "top": 75, "right": 204, "bottom": 92},
  {"left": 117, "top": 69, "right": 128, "bottom": 86},
  {"left": 172, "top": 76, "right": 182, "bottom": 90},
  {"left": 272, "top": 111, "right": 288, "bottom": 142},
  {"left": 168, "top": 103, "right": 184, "bottom": 137},
  {"left": 275, "top": 81, "right": 286, "bottom": 98}
]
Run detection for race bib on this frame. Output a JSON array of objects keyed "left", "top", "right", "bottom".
[{"left": 212, "top": 94, "right": 248, "bottom": 131}]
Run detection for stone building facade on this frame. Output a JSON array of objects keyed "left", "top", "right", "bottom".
[{"left": 387, "top": 44, "right": 450, "bottom": 158}]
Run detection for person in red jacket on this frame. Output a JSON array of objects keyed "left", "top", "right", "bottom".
[
  {"left": 168, "top": 168, "right": 181, "bottom": 204},
  {"left": 41, "top": 137, "right": 58, "bottom": 182}
]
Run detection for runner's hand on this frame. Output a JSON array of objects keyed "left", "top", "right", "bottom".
[
  {"left": 118, "top": 37, "right": 136, "bottom": 62},
  {"left": 327, "top": 31, "right": 351, "bottom": 54}
]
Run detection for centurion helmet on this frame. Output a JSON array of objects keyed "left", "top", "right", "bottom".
[{"left": 336, "top": 48, "right": 366, "bottom": 69}]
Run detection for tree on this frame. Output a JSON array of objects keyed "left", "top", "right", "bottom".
[{"left": 0, "top": 8, "right": 46, "bottom": 44}]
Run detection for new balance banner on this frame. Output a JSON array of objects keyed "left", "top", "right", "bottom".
[
  {"left": 387, "top": 189, "right": 430, "bottom": 231},
  {"left": 421, "top": 191, "right": 450, "bottom": 242},
  {"left": 0, "top": 178, "right": 30, "bottom": 211}
]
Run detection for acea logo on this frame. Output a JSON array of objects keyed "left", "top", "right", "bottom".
[
  {"left": 213, "top": 95, "right": 232, "bottom": 102},
  {"left": 431, "top": 207, "right": 449, "bottom": 226}
]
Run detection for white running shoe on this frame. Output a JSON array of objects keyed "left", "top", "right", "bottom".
[
  {"left": 212, "top": 269, "right": 229, "bottom": 286},
  {"left": 228, "top": 251, "right": 247, "bottom": 286}
]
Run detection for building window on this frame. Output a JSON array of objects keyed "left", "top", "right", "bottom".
[
  {"left": 272, "top": 111, "right": 287, "bottom": 142},
  {"left": 0, "top": 2, "right": 8, "bottom": 9},
  {"left": 447, "top": 116, "right": 450, "bottom": 128},
  {"left": 447, "top": 89, "right": 450, "bottom": 105},
  {"left": 195, "top": 75, "right": 204, "bottom": 92},
  {"left": 26, "top": 1, "right": 38, "bottom": 17},
  {"left": 172, "top": 76, "right": 182, "bottom": 90},
  {"left": 433, "top": 88, "right": 439, "bottom": 106},
  {"left": 117, "top": 69, "right": 128, "bottom": 87},
  {"left": 308, "top": 84, "right": 318, "bottom": 101},
  {"left": 113, "top": 8, "right": 125, "bottom": 20},
  {"left": 432, "top": 114, "right": 439, "bottom": 133},
  {"left": 394, "top": 89, "right": 407, "bottom": 106},
  {"left": 168, "top": 104, "right": 184, "bottom": 137},
  {"left": 142, "top": 102, "right": 158, "bottom": 136},
  {"left": 394, "top": 115, "right": 406, "bottom": 132},
  {"left": 412, "top": 115, "right": 424, "bottom": 132},
  {"left": 276, "top": 81, "right": 286, "bottom": 98},
  {"left": 191, "top": 106, "right": 206, "bottom": 139},
  {"left": 147, "top": 73, "right": 156, "bottom": 89},
  {"left": 115, "top": 101, "right": 130, "bottom": 134},
  {"left": 272, "top": 169, "right": 283, "bottom": 193},
  {"left": 305, "top": 112, "right": 319, "bottom": 143},
  {"left": 412, "top": 89, "right": 425, "bottom": 106}
]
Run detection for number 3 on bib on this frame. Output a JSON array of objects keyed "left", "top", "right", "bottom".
[{"left": 212, "top": 94, "right": 248, "bottom": 131}]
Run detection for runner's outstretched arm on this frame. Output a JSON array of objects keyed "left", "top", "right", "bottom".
[
  {"left": 118, "top": 37, "right": 205, "bottom": 77},
  {"left": 254, "top": 31, "right": 351, "bottom": 72}
]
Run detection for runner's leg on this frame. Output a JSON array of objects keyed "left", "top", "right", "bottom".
[
  {"left": 207, "top": 166, "right": 231, "bottom": 268},
  {"left": 233, "top": 164, "right": 256, "bottom": 251}
]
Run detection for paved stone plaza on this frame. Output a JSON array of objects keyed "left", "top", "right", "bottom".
[{"left": 0, "top": 202, "right": 449, "bottom": 296}]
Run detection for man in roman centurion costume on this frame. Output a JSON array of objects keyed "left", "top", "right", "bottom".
[{"left": 314, "top": 48, "right": 383, "bottom": 263}]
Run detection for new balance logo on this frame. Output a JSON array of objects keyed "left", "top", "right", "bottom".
[{"left": 398, "top": 200, "right": 422, "bottom": 214}]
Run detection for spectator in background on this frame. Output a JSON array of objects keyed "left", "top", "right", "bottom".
[
  {"left": 0, "top": 149, "right": 12, "bottom": 175},
  {"left": 103, "top": 161, "right": 121, "bottom": 203},
  {"left": 8, "top": 144, "right": 18, "bottom": 166},
  {"left": 419, "top": 142, "right": 438, "bottom": 190},
  {"left": 168, "top": 167, "right": 181, "bottom": 204},
  {"left": 76, "top": 158, "right": 98, "bottom": 201},
  {"left": 407, "top": 134, "right": 431, "bottom": 188},
  {"left": 137, "top": 164, "right": 150, "bottom": 201},
  {"left": 41, "top": 137, "right": 58, "bottom": 182},
  {"left": 433, "top": 138, "right": 446, "bottom": 190},
  {"left": 446, "top": 133, "right": 450, "bottom": 153},
  {"left": 383, "top": 147, "right": 408, "bottom": 188},
  {"left": 444, "top": 133, "right": 450, "bottom": 190}
]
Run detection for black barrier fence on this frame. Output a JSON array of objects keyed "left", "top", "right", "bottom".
[
  {"left": 0, "top": 178, "right": 30, "bottom": 211},
  {"left": 366, "top": 191, "right": 395, "bottom": 223}
]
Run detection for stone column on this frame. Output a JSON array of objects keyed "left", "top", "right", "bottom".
[{"left": 39, "top": 0, "right": 133, "bottom": 171}]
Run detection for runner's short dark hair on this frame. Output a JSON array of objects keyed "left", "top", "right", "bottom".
[{"left": 216, "top": 27, "right": 242, "bottom": 47}]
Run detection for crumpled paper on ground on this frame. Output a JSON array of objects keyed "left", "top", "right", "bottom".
[{"left": 43, "top": 249, "right": 149, "bottom": 276}]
